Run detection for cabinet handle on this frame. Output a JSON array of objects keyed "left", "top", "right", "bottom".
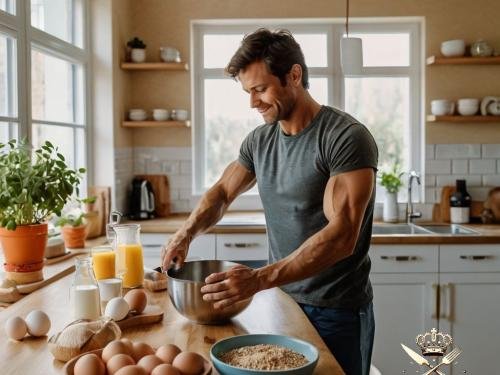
[
  {"left": 380, "top": 255, "right": 419, "bottom": 261},
  {"left": 459, "top": 255, "right": 493, "bottom": 261},
  {"left": 224, "top": 242, "right": 260, "bottom": 248},
  {"left": 441, "top": 283, "right": 453, "bottom": 321},
  {"left": 439, "top": 283, "right": 447, "bottom": 319},
  {"left": 432, "top": 284, "right": 439, "bottom": 319},
  {"left": 142, "top": 244, "right": 163, "bottom": 248}
]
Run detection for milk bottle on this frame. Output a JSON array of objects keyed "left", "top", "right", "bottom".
[{"left": 71, "top": 256, "right": 101, "bottom": 320}]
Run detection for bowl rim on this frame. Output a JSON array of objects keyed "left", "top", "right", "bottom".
[
  {"left": 209, "top": 333, "right": 319, "bottom": 373},
  {"left": 166, "top": 260, "right": 242, "bottom": 283}
]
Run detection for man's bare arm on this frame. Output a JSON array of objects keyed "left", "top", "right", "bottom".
[{"left": 162, "top": 161, "right": 256, "bottom": 269}]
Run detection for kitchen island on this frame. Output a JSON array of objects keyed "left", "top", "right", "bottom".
[{"left": 0, "top": 270, "right": 344, "bottom": 374}]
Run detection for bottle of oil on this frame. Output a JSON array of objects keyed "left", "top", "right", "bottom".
[{"left": 450, "top": 179, "right": 471, "bottom": 223}]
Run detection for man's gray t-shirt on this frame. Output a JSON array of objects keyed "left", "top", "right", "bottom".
[{"left": 238, "top": 105, "right": 378, "bottom": 309}]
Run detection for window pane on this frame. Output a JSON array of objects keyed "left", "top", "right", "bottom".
[
  {"left": 0, "top": 122, "right": 18, "bottom": 143},
  {"left": 203, "top": 34, "right": 244, "bottom": 69},
  {"left": 0, "top": 0, "right": 15, "bottom": 14},
  {"left": 75, "top": 127, "right": 87, "bottom": 195},
  {"left": 345, "top": 77, "right": 410, "bottom": 174},
  {"left": 204, "top": 79, "right": 260, "bottom": 188},
  {"left": 309, "top": 77, "right": 328, "bottom": 105},
  {"left": 350, "top": 33, "right": 410, "bottom": 67},
  {"left": 295, "top": 34, "right": 327, "bottom": 67},
  {"left": 31, "top": 0, "right": 84, "bottom": 47},
  {"left": 0, "top": 33, "right": 17, "bottom": 117},
  {"left": 32, "top": 123, "right": 75, "bottom": 168},
  {"left": 31, "top": 48, "right": 84, "bottom": 124}
]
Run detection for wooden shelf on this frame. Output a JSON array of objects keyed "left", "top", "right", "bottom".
[
  {"left": 427, "top": 115, "right": 500, "bottom": 123},
  {"left": 120, "top": 62, "right": 189, "bottom": 70},
  {"left": 426, "top": 55, "right": 500, "bottom": 65},
  {"left": 122, "top": 120, "right": 191, "bottom": 128}
]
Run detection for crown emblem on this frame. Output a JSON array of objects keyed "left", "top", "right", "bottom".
[{"left": 416, "top": 328, "right": 453, "bottom": 356}]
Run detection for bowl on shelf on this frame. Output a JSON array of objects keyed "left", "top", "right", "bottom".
[
  {"left": 166, "top": 260, "right": 252, "bottom": 324},
  {"left": 152, "top": 108, "right": 169, "bottom": 121},
  {"left": 128, "top": 109, "right": 147, "bottom": 121},
  {"left": 210, "top": 334, "right": 319, "bottom": 375},
  {"left": 160, "top": 46, "right": 181, "bottom": 62},
  {"left": 440, "top": 39, "right": 466, "bottom": 57},
  {"left": 457, "top": 98, "right": 479, "bottom": 116},
  {"left": 431, "top": 99, "right": 455, "bottom": 116},
  {"left": 171, "top": 109, "right": 189, "bottom": 121}
]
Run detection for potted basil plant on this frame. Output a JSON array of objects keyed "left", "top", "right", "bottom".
[
  {"left": 0, "top": 139, "right": 84, "bottom": 282},
  {"left": 379, "top": 164, "right": 404, "bottom": 223},
  {"left": 55, "top": 197, "right": 96, "bottom": 248}
]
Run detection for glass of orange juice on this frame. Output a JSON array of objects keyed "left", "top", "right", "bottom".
[{"left": 91, "top": 245, "right": 116, "bottom": 280}]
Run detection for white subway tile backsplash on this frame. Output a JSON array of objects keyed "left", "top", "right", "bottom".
[
  {"left": 452, "top": 160, "right": 468, "bottom": 174},
  {"left": 425, "top": 175, "right": 436, "bottom": 187},
  {"left": 425, "top": 188, "right": 437, "bottom": 203},
  {"left": 436, "top": 175, "right": 482, "bottom": 187},
  {"left": 426, "top": 145, "right": 435, "bottom": 160},
  {"left": 497, "top": 160, "right": 500, "bottom": 174},
  {"left": 469, "top": 159, "right": 496, "bottom": 174},
  {"left": 483, "top": 175, "right": 500, "bottom": 186},
  {"left": 468, "top": 187, "right": 492, "bottom": 201},
  {"left": 180, "top": 161, "right": 192, "bottom": 175},
  {"left": 426, "top": 159, "right": 451, "bottom": 174},
  {"left": 169, "top": 175, "right": 192, "bottom": 189},
  {"left": 435, "top": 144, "right": 481, "bottom": 159},
  {"left": 482, "top": 144, "right": 500, "bottom": 158},
  {"left": 179, "top": 188, "right": 192, "bottom": 200},
  {"left": 171, "top": 200, "right": 190, "bottom": 213},
  {"left": 161, "top": 161, "right": 180, "bottom": 175}
]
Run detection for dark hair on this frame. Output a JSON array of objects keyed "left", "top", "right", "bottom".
[{"left": 226, "top": 28, "right": 309, "bottom": 89}]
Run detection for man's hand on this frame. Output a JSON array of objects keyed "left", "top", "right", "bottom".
[
  {"left": 161, "top": 234, "right": 190, "bottom": 271},
  {"left": 200, "top": 264, "right": 261, "bottom": 309}
]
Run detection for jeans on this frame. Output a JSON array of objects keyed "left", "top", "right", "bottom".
[{"left": 300, "top": 302, "right": 375, "bottom": 375}]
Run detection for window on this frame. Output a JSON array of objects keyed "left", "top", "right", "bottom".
[
  {"left": 192, "top": 19, "right": 423, "bottom": 206},
  {"left": 0, "top": 0, "right": 89, "bottom": 190}
]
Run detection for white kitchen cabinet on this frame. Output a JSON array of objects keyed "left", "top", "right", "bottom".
[
  {"left": 216, "top": 233, "right": 268, "bottom": 261},
  {"left": 370, "top": 243, "right": 500, "bottom": 375},
  {"left": 370, "top": 245, "right": 439, "bottom": 374},
  {"left": 438, "top": 244, "right": 500, "bottom": 374}
]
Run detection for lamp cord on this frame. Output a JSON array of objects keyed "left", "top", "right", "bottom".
[{"left": 345, "top": 0, "right": 349, "bottom": 36}]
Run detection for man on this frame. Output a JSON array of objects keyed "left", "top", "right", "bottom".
[{"left": 161, "top": 28, "right": 378, "bottom": 375}]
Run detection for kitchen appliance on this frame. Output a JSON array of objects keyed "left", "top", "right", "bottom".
[{"left": 129, "top": 178, "right": 155, "bottom": 220}]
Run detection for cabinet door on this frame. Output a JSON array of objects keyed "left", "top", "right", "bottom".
[
  {"left": 141, "top": 233, "right": 216, "bottom": 268},
  {"left": 371, "top": 273, "right": 439, "bottom": 375},
  {"left": 439, "top": 273, "right": 500, "bottom": 375}
]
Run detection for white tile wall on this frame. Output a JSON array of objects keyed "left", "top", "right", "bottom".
[{"left": 114, "top": 147, "right": 134, "bottom": 213}]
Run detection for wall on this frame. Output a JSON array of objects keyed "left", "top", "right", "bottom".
[{"left": 112, "top": 0, "right": 500, "bottom": 214}]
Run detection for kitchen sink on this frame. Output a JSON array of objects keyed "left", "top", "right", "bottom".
[{"left": 372, "top": 223, "right": 480, "bottom": 235}]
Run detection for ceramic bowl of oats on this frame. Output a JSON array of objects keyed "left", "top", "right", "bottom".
[{"left": 210, "top": 334, "right": 319, "bottom": 375}]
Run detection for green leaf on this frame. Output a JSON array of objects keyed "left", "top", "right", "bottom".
[{"left": 57, "top": 153, "right": 65, "bottom": 161}]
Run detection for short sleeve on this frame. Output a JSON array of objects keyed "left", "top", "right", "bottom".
[
  {"left": 238, "top": 130, "right": 255, "bottom": 173},
  {"left": 327, "top": 123, "right": 378, "bottom": 176}
]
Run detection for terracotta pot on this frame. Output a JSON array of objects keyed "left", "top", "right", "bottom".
[
  {"left": 0, "top": 223, "right": 48, "bottom": 272},
  {"left": 61, "top": 225, "right": 87, "bottom": 248}
]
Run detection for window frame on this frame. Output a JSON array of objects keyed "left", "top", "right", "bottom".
[
  {"left": 0, "top": 0, "right": 92, "bottom": 186},
  {"left": 191, "top": 17, "right": 424, "bottom": 209}
]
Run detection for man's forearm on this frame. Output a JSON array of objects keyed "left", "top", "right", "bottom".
[{"left": 256, "top": 217, "right": 358, "bottom": 291}]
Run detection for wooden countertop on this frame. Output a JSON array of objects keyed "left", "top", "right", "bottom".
[
  {"left": 131, "top": 212, "right": 500, "bottom": 244},
  {"left": 0, "top": 272, "right": 344, "bottom": 375}
]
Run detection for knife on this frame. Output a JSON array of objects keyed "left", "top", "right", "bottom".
[{"left": 400, "top": 343, "right": 445, "bottom": 375}]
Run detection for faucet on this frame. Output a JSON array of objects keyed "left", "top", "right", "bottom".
[{"left": 406, "top": 171, "right": 422, "bottom": 223}]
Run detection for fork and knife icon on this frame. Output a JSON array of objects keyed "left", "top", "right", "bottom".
[{"left": 401, "top": 343, "right": 462, "bottom": 374}]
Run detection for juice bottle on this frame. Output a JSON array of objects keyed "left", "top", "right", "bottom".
[{"left": 113, "top": 224, "right": 144, "bottom": 288}]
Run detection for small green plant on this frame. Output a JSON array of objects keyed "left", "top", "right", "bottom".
[
  {"left": 55, "top": 213, "right": 85, "bottom": 227},
  {"left": 379, "top": 164, "right": 404, "bottom": 193},
  {"left": 127, "top": 37, "right": 146, "bottom": 49},
  {"left": 0, "top": 139, "right": 85, "bottom": 230}
]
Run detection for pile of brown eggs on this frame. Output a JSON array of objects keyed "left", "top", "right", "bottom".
[{"left": 73, "top": 338, "right": 206, "bottom": 375}]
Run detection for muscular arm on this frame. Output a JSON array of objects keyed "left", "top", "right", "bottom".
[
  {"left": 202, "top": 168, "right": 374, "bottom": 308},
  {"left": 161, "top": 161, "right": 256, "bottom": 269}
]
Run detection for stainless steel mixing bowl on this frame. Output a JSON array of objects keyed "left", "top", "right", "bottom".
[{"left": 166, "top": 260, "right": 253, "bottom": 324}]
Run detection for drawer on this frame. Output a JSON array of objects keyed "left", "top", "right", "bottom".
[
  {"left": 440, "top": 244, "right": 500, "bottom": 273},
  {"left": 370, "top": 245, "right": 439, "bottom": 273},
  {"left": 216, "top": 234, "right": 268, "bottom": 261},
  {"left": 141, "top": 233, "right": 216, "bottom": 261}
]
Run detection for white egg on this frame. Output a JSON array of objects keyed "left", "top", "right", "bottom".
[
  {"left": 105, "top": 297, "right": 130, "bottom": 321},
  {"left": 5, "top": 316, "right": 27, "bottom": 340},
  {"left": 25, "top": 310, "right": 51, "bottom": 337}
]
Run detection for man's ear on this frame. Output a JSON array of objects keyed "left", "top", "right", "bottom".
[{"left": 288, "top": 64, "right": 303, "bottom": 87}]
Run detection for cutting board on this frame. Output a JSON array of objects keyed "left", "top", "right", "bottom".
[
  {"left": 136, "top": 174, "right": 171, "bottom": 217},
  {"left": 86, "top": 186, "right": 111, "bottom": 237},
  {"left": 433, "top": 185, "right": 484, "bottom": 222}
]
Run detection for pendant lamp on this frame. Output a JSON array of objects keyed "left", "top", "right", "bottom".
[{"left": 340, "top": 0, "right": 363, "bottom": 75}]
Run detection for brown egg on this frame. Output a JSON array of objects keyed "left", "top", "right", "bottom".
[
  {"left": 124, "top": 289, "right": 147, "bottom": 313},
  {"left": 151, "top": 364, "right": 181, "bottom": 375},
  {"left": 132, "top": 341, "right": 155, "bottom": 362},
  {"left": 155, "top": 344, "right": 182, "bottom": 364},
  {"left": 172, "top": 352, "right": 205, "bottom": 375},
  {"left": 103, "top": 340, "right": 133, "bottom": 363},
  {"left": 121, "top": 338, "right": 134, "bottom": 354},
  {"left": 74, "top": 353, "right": 105, "bottom": 375},
  {"left": 114, "top": 365, "right": 148, "bottom": 375},
  {"left": 106, "top": 353, "right": 135, "bottom": 375},
  {"left": 137, "top": 354, "right": 164, "bottom": 373}
]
